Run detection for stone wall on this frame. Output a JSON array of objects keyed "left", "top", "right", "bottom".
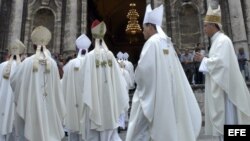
[{"left": 1, "top": 0, "right": 250, "bottom": 62}]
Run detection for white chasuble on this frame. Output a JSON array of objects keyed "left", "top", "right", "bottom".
[
  {"left": 200, "top": 32, "right": 250, "bottom": 136},
  {"left": 126, "top": 34, "right": 201, "bottom": 141},
  {"left": 10, "top": 55, "right": 66, "bottom": 141},
  {"left": 0, "top": 61, "right": 17, "bottom": 136},
  {"left": 62, "top": 57, "right": 86, "bottom": 133},
  {"left": 80, "top": 46, "right": 129, "bottom": 140}
]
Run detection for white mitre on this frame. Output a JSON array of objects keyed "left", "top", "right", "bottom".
[
  {"left": 143, "top": 4, "right": 163, "bottom": 26},
  {"left": 123, "top": 52, "right": 129, "bottom": 60},
  {"left": 3, "top": 39, "right": 26, "bottom": 79},
  {"left": 117, "top": 52, "right": 123, "bottom": 60},
  {"left": 91, "top": 20, "right": 109, "bottom": 50},
  {"left": 204, "top": 5, "right": 222, "bottom": 29},
  {"left": 91, "top": 20, "right": 107, "bottom": 39},
  {"left": 76, "top": 34, "right": 91, "bottom": 56},
  {"left": 74, "top": 34, "right": 91, "bottom": 69},
  {"left": 143, "top": 4, "right": 168, "bottom": 40}
]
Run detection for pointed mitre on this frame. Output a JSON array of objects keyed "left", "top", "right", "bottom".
[
  {"left": 31, "top": 26, "right": 52, "bottom": 46},
  {"left": 91, "top": 20, "right": 107, "bottom": 39},
  {"left": 123, "top": 52, "right": 129, "bottom": 60},
  {"left": 117, "top": 51, "right": 123, "bottom": 59},
  {"left": 74, "top": 34, "right": 91, "bottom": 69},
  {"left": 204, "top": 5, "right": 221, "bottom": 26},
  {"left": 75, "top": 34, "right": 91, "bottom": 51},
  {"left": 9, "top": 39, "right": 26, "bottom": 55},
  {"left": 143, "top": 4, "right": 163, "bottom": 26},
  {"left": 3, "top": 39, "right": 26, "bottom": 79}
]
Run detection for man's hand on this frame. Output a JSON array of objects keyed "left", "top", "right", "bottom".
[{"left": 194, "top": 52, "right": 204, "bottom": 62}]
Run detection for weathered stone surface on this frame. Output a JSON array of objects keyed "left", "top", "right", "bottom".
[
  {"left": 242, "top": 0, "right": 250, "bottom": 51},
  {"left": 63, "top": 0, "right": 77, "bottom": 53},
  {"left": 0, "top": 0, "right": 250, "bottom": 61},
  {"left": 7, "top": 0, "right": 24, "bottom": 47},
  {"left": 228, "top": 0, "right": 249, "bottom": 59}
]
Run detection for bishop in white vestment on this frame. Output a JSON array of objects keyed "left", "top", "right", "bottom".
[
  {"left": 126, "top": 4, "right": 202, "bottom": 141},
  {"left": 10, "top": 26, "right": 66, "bottom": 141},
  {"left": 0, "top": 39, "right": 26, "bottom": 141},
  {"left": 122, "top": 53, "right": 135, "bottom": 90},
  {"left": 79, "top": 20, "right": 129, "bottom": 141},
  {"left": 62, "top": 34, "right": 91, "bottom": 141},
  {"left": 194, "top": 5, "right": 250, "bottom": 141}
]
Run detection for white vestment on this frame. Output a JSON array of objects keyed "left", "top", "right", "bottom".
[
  {"left": 120, "top": 67, "right": 132, "bottom": 92},
  {"left": 124, "top": 60, "right": 135, "bottom": 89},
  {"left": 10, "top": 54, "right": 66, "bottom": 141},
  {"left": 199, "top": 32, "right": 250, "bottom": 136},
  {"left": 62, "top": 57, "right": 86, "bottom": 131},
  {"left": 62, "top": 56, "right": 87, "bottom": 141},
  {"left": 80, "top": 43, "right": 129, "bottom": 141},
  {"left": 126, "top": 33, "right": 202, "bottom": 141},
  {"left": 0, "top": 61, "right": 17, "bottom": 140},
  {"left": 119, "top": 67, "right": 132, "bottom": 126}
]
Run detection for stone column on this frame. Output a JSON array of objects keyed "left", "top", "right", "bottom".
[
  {"left": 227, "top": 0, "right": 249, "bottom": 59},
  {"left": 207, "top": 0, "right": 220, "bottom": 8},
  {"left": 7, "top": 0, "right": 24, "bottom": 46},
  {"left": 146, "top": 0, "right": 151, "bottom": 4},
  {"left": 81, "top": 0, "right": 87, "bottom": 34},
  {"left": 63, "top": 0, "right": 77, "bottom": 54},
  {"left": 243, "top": 0, "right": 250, "bottom": 49},
  {"left": 152, "top": 0, "right": 167, "bottom": 33}
]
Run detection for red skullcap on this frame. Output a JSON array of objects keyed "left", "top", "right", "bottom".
[{"left": 91, "top": 20, "right": 100, "bottom": 29}]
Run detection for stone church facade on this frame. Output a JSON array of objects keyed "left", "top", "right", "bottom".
[{"left": 0, "top": 0, "right": 250, "bottom": 62}]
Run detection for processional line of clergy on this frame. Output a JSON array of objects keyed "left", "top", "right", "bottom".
[
  {"left": 0, "top": 18, "right": 136, "bottom": 141},
  {"left": 2, "top": 3, "right": 250, "bottom": 141}
]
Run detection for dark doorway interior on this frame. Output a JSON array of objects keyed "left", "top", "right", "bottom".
[{"left": 87, "top": 0, "right": 146, "bottom": 65}]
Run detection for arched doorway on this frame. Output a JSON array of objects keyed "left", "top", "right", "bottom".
[
  {"left": 87, "top": 0, "right": 146, "bottom": 64},
  {"left": 178, "top": 3, "right": 201, "bottom": 49},
  {"left": 33, "top": 8, "right": 55, "bottom": 51}
]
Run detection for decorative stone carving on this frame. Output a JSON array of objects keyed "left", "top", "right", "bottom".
[
  {"left": 178, "top": 3, "right": 201, "bottom": 48},
  {"left": 33, "top": 9, "right": 55, "bottom": 50},
  {"left": 169, "top": 0, "right": 204, "bottom": 49},
  {"left": 41, "top": 0, "right": 50, "bottom": 6},
  {"left": 1, "top": 0, "right": 250, "bottom": 62},
  {"left": 24, "top": 0, "right": 62, "bottom": 54}
]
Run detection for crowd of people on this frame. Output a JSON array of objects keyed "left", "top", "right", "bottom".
[
  {"left": 177, "top": 44, "right": 250, "bottom": 84},
  {"left": 0, "top": 3, "right": 250, "bottom": 141},
  {"left": 177, "top": 44, "right": 206, "bottom": 84}
]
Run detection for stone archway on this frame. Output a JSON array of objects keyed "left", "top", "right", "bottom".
[
  {"left": 178, "top": 3, "right": 201, "bottom": 49},
  {"left": 23, "top": 0, "right": 62, "bottom": 55},
  {"left": 33, "top": 8, "right": 55, "bottom": 51}
]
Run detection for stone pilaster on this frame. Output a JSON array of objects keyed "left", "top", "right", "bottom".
[
  {"left": 153, "top": 0, "right": 163, "bottom": 7},
  {"left": 146, "top": 0, "right": 151, "bottom": 5},
  {"left": 242, "top": 0, "right": 250, "bottom": 49},
  {"left": 143, "top": 0, "right": 166, "bottom": 33},
  {"left": 81, "top": 0, "right": 87, "bottom": 34},
  {"left": 63, "top": 0, "right": 78, "bottom": 53},
  {"left": 7, "top": 0, "right": 24, "bottom": 46},
  {"left": 227, "top": 0, "right": 249, "bottom": 59},
  {"left": 152, "top": 0, "right": 167, "bottom": 33},
  {"left": 207, "top": 0, "right": 219, "bottom": 8}
]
